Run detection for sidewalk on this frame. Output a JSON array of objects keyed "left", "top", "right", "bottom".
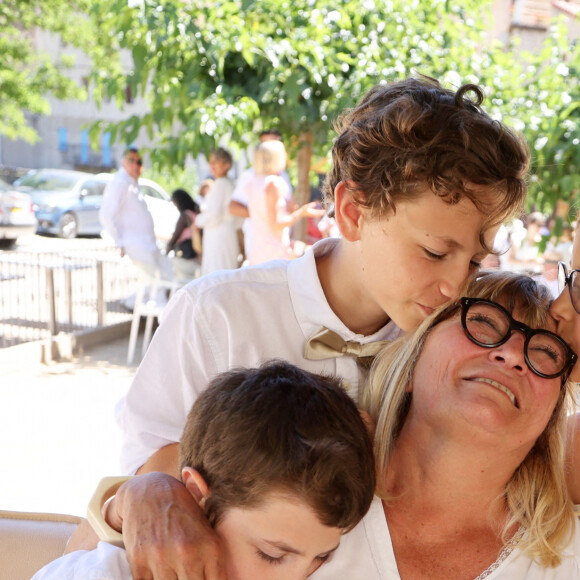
[{"left": 0, "top": 335, "right": 142, "bottom": 517}]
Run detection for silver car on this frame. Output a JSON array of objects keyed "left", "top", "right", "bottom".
[
  {"left": 17, "top": 169, "right": 178, "bottom": 241},
  {"left": 0, "top": 177, "right": 38, "bottom": 248}
]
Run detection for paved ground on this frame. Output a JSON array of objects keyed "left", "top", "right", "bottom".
[{"left": 0, "top": 335, "right": 142, "bottom": 517}]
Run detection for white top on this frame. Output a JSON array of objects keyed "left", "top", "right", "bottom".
[
  {"left": 312, "top": 496, "right": 580, "bottom": 579},
  {"left": 32, "top": 497, "right": 580, "bottom": 579},
  {"left": 99, "top": 168, "right": 157, "bottom": 252},
  {"left": 194, "top": 176, "right": 239, "bottom": 275},
  {"left": 117, "top": 238, "right": 403, "bottom": 475},
  {"left": 231, "top": 167, "right": 293, "bottom": 205},
  {"left": 245, "top": 174, "right": 292, "bottom": 265},
  {"left": 231, "top": 167, "right": 293, "bottom": 256}
]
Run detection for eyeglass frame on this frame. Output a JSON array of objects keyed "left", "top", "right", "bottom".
[
  {"left": 558, "top": 261, "right": 580, "bottom": 315},
  {"left": 127, "top": 157, "right": 143, "bottom": 166},
  {"left": 456, "top": 297, "right": 577, "bottom": 381}
]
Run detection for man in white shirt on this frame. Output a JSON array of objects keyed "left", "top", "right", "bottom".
[{"left": 100, "top": 148, "right": 172, "bottom": 281}]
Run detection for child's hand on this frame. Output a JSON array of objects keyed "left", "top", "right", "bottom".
[{"left": 301, "top": 202, "right": 326, "bottom": 219}]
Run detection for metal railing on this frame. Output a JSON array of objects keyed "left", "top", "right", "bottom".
[{"left": 0, "top": 244, "right": 140, "bottom": 348}]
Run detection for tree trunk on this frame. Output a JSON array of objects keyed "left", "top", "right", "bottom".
[{"left": 293, "top": 131, "right": 312, "bottom": 242}]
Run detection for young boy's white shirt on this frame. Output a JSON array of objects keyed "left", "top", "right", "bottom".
[
  {"left": 118, "top": 238, "right": 403, "bottom": 474},
  {"left": 31, "top": 497, "right": 580, "bottom": 579}
]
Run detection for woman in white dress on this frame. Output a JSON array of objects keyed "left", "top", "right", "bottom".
[
  {"left": 244, "top": 140, "right": 322, "bottom": 265},
  {"left": 194, "top": 148, "right": 240, "bottom": 276}
]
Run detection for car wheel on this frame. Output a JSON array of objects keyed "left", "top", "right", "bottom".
[{"left": 58, "top": 212, "right": 78, "bottom": 239}]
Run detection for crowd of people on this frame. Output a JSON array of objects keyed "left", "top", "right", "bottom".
[
  {"left": 100, "top": 131, "right": 328, "bottom": 291},
  {"left": 34, "top": 74, "right": 580, "bottom": 579}
]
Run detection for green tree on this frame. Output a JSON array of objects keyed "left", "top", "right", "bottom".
[
  {"left": 87, "top": 0, "right": 493, "bottom": 226},
  {"left": 0, "top": 1, "right": 90, "bottom": 143}
]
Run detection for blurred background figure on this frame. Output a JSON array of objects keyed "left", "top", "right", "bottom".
[
  {"left": 535, "top": 249, "right": 562, "bottom": 297},
  {"left": 194, "top": 178, "right": 213, "bottom": 207},
  {"left": 194, "top": 148, "right": 240, "bottom": 276},
  {"left": 229, "top": 129, "right": 295, "bottom": 259},
  {"left": 99, "top": 147, "right": 173, "bottom": 282},
  {"left": 243, "top": 140, "right": 324, "bottom": 265},
  {"left": 166, "top": 188, "right": 201, "bottom": 281},
  {"left": 507, "top": 211, "right": 546, "bottom": 273}
]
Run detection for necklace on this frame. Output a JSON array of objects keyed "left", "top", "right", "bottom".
[{"left": 472, "top": 528, "right": 523, "bottom": 580}]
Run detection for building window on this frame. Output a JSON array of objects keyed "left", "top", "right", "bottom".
[
  {"left": 102, "top": 132, "right": 112, "bottom": 167},
  {"left": 511, "top": 0, "right": 551, "bottom": 29},
  {"left": 58, "top": 128, "right": 68, "bottom": 152}
]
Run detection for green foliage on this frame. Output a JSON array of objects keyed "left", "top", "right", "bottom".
[
  {"left": 0, "top": 1, "right": 91, "bottom": 142},
  {"left": 87, "top": 0, "right": 491, "bottom": 163},
  {"left": 85, "top": 1, "right": 580, "bottom": 218}
]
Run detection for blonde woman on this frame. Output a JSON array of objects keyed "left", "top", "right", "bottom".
[
  {"left": 315, "top": 271, "right": 580, "bottom": 578},
  {"left": 244, "top": 140, "right": 323, "bottom": 265}
]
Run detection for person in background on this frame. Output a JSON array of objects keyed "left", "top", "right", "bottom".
[
  {"left": 194, "top": 148, "right": 240, "bottom": 276},
  {"left": 166, "top": 189, "right": 200, "bottom": 261},
  {"left": 99, "top": 147, "right": 173, "bottom": 282},
  {"left": 195, "top": 178, "right": 213, "bottom": 207},
  {"left": 508, "top": 211, "right": 546, "bottom": 273},
  {"left": 32, "top": 361, "right": 374, "bottom": 580},
  {"left": 244, "top": 141, "right": 324, "bottom": 265},
  {"left": 230, "top": 129, "right": 296, "bottom": 259},
  {"left": 166, "top": 188, "right": 201, "bottom": 280}
]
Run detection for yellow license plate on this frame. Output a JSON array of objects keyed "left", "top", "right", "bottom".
[{"left": 10, "top": 207, "right": 23, "bottom": 213}]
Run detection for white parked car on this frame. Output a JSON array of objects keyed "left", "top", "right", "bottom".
[{"left": 0, "top": 177, "right": 38, "bottom": 248}]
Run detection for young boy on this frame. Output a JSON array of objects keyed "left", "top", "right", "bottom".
[
  {"left": 33, "top": 362, "right": 374, "bottom": 579},
  {"left": 75, "top": 75, "right": 530, "bottom": 576}
]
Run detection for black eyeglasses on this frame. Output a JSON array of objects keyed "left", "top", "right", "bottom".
[
  {"left": 460, "top": 297, "right": 577, "bottom": 380},
  {"left": 558, "top": 262, "right": 580, "bottom": 315},
  {"left": 128, "top": 158, "right": 143, "bottom": 166}
]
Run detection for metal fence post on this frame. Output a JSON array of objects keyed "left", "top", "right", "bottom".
[
  {"left": 45, "top": 267, "right": 58, "bottom": 336},
  {"left": 64, "top": 266, "right": 73, "bottom": 329},
  {"left": 96, "top": 260, "right": 104, "bottom": 326}
]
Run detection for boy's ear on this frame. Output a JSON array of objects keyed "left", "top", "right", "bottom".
[
  {"left": 182, "top": 466, "right": 210, "bottom": 507},
  {"left": 334, "top": 180, "right": 365, "bottom": 242}
]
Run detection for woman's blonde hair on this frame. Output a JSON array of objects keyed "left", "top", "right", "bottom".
[
  {"left": 253, "top": 140, "right": 286, "bottom": 176},
  {"left": 360, "top": 271, "right": 577, "bottom": 567}
]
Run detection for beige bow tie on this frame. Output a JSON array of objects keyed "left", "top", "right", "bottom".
[{"left": 304, "top": 327, "right": 390, "bottom": 362}]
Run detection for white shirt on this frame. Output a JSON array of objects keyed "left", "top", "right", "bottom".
[
  {"left": 32, "top": 498, "right": 580, "bottom": 579},
  {"left": 313, "top": 497, "right": 580, "bottom": 579},
  {"left": 99, "top": 168, "right": 157, "bottom": 252},
  {"left": 117, "top": 238, "right": 403, "bottom": 475},
  {"left": 194, "top": 176, "right": 240, "bottom": 275}
]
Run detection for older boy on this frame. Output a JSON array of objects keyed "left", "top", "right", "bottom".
[
  {"left": 77, "top": 75, "right": 530, "bottom": 578},
  {"left": 34, "top": 362, "right": 374, "bottom": 579}
]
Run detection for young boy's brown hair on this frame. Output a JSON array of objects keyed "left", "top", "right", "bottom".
[
  {"left": 179, "top": 360, "right": 375, "bottom": 531},
  {"left": 323, "top": 74, "right": 530, "bottom": 245}
]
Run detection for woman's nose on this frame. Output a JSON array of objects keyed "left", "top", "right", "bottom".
[{"left": 489, "top": 332, "right": 527, "bottom": 373}]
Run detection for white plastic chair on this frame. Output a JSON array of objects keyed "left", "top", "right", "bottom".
[{"left": 127, "top": 276, "right": 183, "bottom": 364}]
